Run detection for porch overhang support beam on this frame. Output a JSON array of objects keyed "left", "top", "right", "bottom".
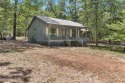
[
  {"left": 70, "top": 29, "right": 72, "bottom": 37},
  {"left": 76, "top": 28, "right": 77, "bottom": 38},
  {"left": 56, "top": 28, "right": 59, "bottom": 37},
  {"left": 78, "top": 29, "right": 79, "bottom": 37},
  {"left": 47, "top": 25, "right": 51, "bottom": 46}
]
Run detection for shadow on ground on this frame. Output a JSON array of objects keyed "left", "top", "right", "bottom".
[
  {"left": 88, "top": 44, "right": 125, "bottom": 53},
  {"left": 0, "top": 62, "right": 11, "bottom": 66},
  {"left": 0, "top": 40, "right": 45, "bottom": 53},
  {"left": 0, "top": 62, "right": 32, "bottom": 83}
]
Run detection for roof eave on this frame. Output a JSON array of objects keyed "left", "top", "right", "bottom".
[{"left": 48, "top": 23, "right": 87, "bottom": 29}]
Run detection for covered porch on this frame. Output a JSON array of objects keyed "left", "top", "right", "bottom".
[{"left": 44, "top": 24, "right": 88, "bottom": 46}]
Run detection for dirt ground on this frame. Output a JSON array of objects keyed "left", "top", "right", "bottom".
[{"left": 0, "top": 40, "right": 125, "bottom": 83}]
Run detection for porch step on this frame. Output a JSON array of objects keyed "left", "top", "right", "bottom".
[
  {"left": 64, "top": 41, "right": 82, "bottom": 47},
  {"left": 71, "top": 41, "right": 82, "bottom": 47}
]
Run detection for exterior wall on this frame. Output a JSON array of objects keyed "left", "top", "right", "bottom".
[
  {"left": 58, "top": 28, "right": 63, "bottom": 37},
  {"left": 28, "top": 19, "right": 87, "bottom": 46},
  {"left": 28, "top": 18, "right": 47, "bottom": 43},
  {"left": 66, "top": 28, "right": 70, "bottom": 37}
]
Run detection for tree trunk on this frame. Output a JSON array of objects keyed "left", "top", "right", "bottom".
[
  {"left": 12, "top": 0, "right": 17, "bottom": 40},
  {"left": 94, "top": 0, "right": 98, "bottom": 46},
  {"left": 25, "top": 30, "right": 27, "bottom": 39},
  {"left": 0, "top": 32, "right": 2, "bottom": 40},
  {"left": 74, "top": 0, "right": 77, "bottom": 22},
  {"left": 123, "top": 47, "right": 125, "bottom": 52},
  {"left": 13, "top": 13, "right": 16, "bottom": 40}
]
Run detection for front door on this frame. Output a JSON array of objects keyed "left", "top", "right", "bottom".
[
  {"left": 62, "top": 28, "right": 66, "bottom": 36},
  {"left": 72, "top": 29, "right": 76, "bottom": 37}
]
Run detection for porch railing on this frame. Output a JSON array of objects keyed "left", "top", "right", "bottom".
[
  {"left": 76, "top": 37, "right": 83, "bottom": 46},
  {"left": 64, "top": 36, "right": 71, "bottom": 46},
  {"left": 44, "top": 35, "right": 87, "bottom": 46},
  {"left": 76, "top": 37, "right": 88, "bottom": 46},
  {"left": 44, "top": 35, "right": 65, "bottom": 40}
]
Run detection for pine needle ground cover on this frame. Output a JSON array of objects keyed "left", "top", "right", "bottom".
[{"left": 0, "top": 40, "right": 125, "bottom": 83}]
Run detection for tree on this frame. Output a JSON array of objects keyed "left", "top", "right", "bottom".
[
  {"left": 17, "top": 0, "right": 43, "bottom": 37},
  {"left": 43, "top": 0, "right": 56, "bottom": 17},
  {"left": 106, "top": 19, "right": 125, "bottom": 41},
  {"left": 0, "top": 0, "right": 124, "bottom": 43},
  {"left": 12, "top": 0, "right": 17, "bottom": 40},
  {"left": 67, "top": 0, "right": 79, "bottom": 21},
  {"left": 56, "top": 0, "right": 67, "bottom": 19},
  {"left": 11, "top": 0, "right": 43, "bottom": 37},
  {"left": 79, "top": 0, "right": 124, "bottom": 46},
  {"left": 93, "top": 0, "right": 99, "bottom": 46},
  {"left": 0, "top": 0, "right": 12, "bottom": 39}
]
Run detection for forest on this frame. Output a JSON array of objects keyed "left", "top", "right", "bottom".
[
  {"left": 0, "top": 0, "right": 125, "bottom": 44},
  {"left": 1, "top": 1, "right": 125, "bottom": 82}
]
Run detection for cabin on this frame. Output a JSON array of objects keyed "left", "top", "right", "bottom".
[{"left": 28, "top": 16, "right": 88, "bottom": 46}]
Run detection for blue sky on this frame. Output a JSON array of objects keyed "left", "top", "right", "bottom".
[
  {"left": 18, "top": 0, "right": 22, "bottom": 3},
  {"left": 55, "top": 0, "right": 58, "bottom": 3},
  {"left": 18, "top": 0, "right": 58, "bottom": 3}
]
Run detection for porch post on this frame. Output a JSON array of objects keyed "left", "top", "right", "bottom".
[
  {"left": 86, "top": 28, "right": 87, "bottom": 39},
  {"left": 46, "top": 27, "right": 49, "bottom": 36},
  {"left": 76, "top": 28, "right": 77, "bottom": 38},
  {"left": 65, "top": 28, "right": 66, "bottom": 36},
  {"left": 78, "top": 29, "right": 79, "bottom": 37},
  {"left": 46, "top": 26, "right": 50, "bottom": 46},
  {"left": 56, "top": 28, "right": 59, "bottom": 37},
  {"left": 70, "top": 29, "right": 72, "bottom": 37}
]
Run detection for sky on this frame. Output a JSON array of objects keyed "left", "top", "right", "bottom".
[
  {"left": 55, "top": 0, "right": 58, "bottom": 4},
  {"left": 18, "top": 0, "right": 22, "bottom": 3},
  {"left": 17, "top": 0, "right": 58, "bottom": 3}
]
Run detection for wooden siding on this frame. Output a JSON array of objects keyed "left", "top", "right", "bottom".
[{"left": 28, "top": 18, "right": 47, "bottom": 43}]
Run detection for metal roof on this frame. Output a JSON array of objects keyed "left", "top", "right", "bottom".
[{"left": 36, "top": 16, "right": 86, "bottom": 28}]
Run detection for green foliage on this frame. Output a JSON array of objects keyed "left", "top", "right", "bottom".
[
  {"left": 0, "top": 0, "right": 125, "bottom": 42},
  {"left": 106, "top": 19, "right": 125, "bottom": 41},
  {"left": 0, "top": 0, "right": 13, "bottom": 37},
  {"left": 50, "top": 28, "right": 56, "bottom": 35}
]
